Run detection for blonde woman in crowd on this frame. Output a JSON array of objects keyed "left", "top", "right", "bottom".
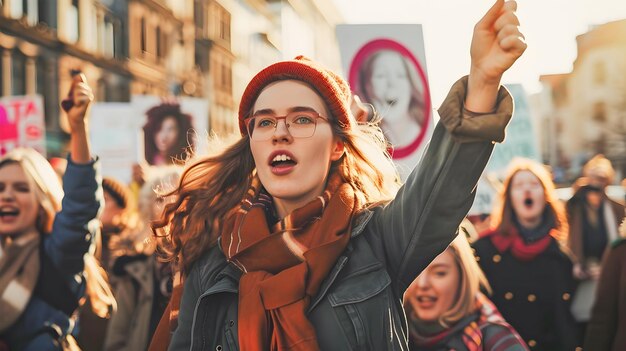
[
  {"left": 404, "top": 229, "right": 527, "bottom": 350},
  {"left": 0, "top": 74, "right": 112, "bottom": 350}
]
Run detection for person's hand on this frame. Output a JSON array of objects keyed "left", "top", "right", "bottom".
[
  {"left": 470, "top": 0, "right": 526, "bottom": 85},
  {"left": 62, "top": 73, "right": 94, "bottom": 163},
  {"left": 465, "top": 0, "right": 526, "bottom": 112},
  {"left": 132, "top": 163, "right": 148, "bottom": 186},
  {"left": 64, "top": 73, "right": 94, "bottom": 132},
  {"left": 586, "top": 261, "right": 602, "bottom": 281},
  {"left": 573, "top": 263, "right": 588, "bottom": 280}
]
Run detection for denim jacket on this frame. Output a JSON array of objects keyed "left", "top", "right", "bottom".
[{"left": 168, "top": 77, "right": 514, "bottom": 351}]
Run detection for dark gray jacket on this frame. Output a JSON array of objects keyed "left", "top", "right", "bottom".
[{"left": 168, "top": 77, "right": 514, "bottom": 351}]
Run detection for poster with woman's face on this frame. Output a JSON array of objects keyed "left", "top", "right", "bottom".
[
  {"left": 131, "top": 96, "right": 209, "bottom": 166},
  {"left": 337, "top": 25, "right": 433, "bottom": 180}
]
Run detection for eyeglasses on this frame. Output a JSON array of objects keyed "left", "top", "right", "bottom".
[{"left": 244, "top": 110, "right": 329, "bottom": 141}]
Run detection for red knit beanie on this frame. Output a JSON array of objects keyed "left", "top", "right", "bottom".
[{"left": 238, "top": 55, "right": 355, "bottom": 135}]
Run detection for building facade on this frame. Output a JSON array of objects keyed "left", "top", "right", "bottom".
[
  {"left": 1, "top": 0, "right": 344, "bottom": 154},
  {"left": 537, "top": 20, "right": 626, "bottom": 181},
  {"left": 0, "top": 0, "right": 131, "bottom": 155}
]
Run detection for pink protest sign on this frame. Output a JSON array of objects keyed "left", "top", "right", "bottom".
[{"left": 0, "top": 95, "right": 46, "bottom": 156}]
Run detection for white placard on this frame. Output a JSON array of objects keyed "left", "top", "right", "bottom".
[
  {"left": 336, "top": 24, "right": 434, "bottom": 180},
  {"left": 89, "top": 103, "right": 140, "bottom": 184}
]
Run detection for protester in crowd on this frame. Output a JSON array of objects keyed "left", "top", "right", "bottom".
[
  {"left": 76, "top": 175, "right": 136, "bottom": 351},
  {"left": 99, "top": 176, "right": 137, "bottom": 270},
  {"left": 150, "top": 1, "right": 526, "bottom": 349},
  {"left": 104, "top": 166, "right": 181, "bottom": 351},
  {"left": 404, "top": 229, "right": 528, "bottom": 350},
  {"left": 0, "top": 74, "right": 110, "bottom": 350},
  {"left": 142, "top": 103, "right": 194, "bottom": 166},
  {"left": 565, "top": 154, "right": 624, "bottom": 326},
  {"left": 584, "top": 216, "right": 626, "bottom": 351},
  {"left": 473, "top": 158, "right": 581, "bottom": 351}
]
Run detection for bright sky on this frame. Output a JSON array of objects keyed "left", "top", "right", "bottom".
[{"left": 332, "top": 0, "right": 626, "bottom": 107}]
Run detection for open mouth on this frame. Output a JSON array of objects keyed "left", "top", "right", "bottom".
[
  {"left": 385, "top": 99, "right": 397, "bottom": 106},
  {"left": 0, "top": 208, "right": 19, "bottom": 219},
  {"left": 523, "top": 197, "right": 534, "bottom": 208},
  {"left": 270, "top": 154, "right": 297, "bottom": 168},
  {"left": 417, "top": 295, "right": 437, "bottom": 302},
  {"left": 417, "top": 295, "right": 437, "bottom": 304}
]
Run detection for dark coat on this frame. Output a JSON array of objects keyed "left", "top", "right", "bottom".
[
  {"left": 167, "top": 77, "right": 514, "bottom": 351},
  {"left": 566, "top": 185, "right": 624, "bottom": 265},
  {"left": 473, "top": 235, "right": 581, "bottom": 351},
  {"left": 584, "top": 238, "right": 626, "bottom": 351}
]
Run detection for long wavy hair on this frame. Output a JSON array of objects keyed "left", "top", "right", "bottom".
[
  {"left": 0, "top": 148, "right": 116, "bottom": 318},
  {"left": 490, "top": 158, "right": 568, "bottom": 242},
  {"left": 154, "top": 79, "right": 403, "bottom": 274},
  {"left": 143, "top": 103, "right": 194, "bottom": 165}
]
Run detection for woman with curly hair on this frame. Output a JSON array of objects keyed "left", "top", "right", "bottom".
[{"left": 143, "top": 103, "right": 194, "bottom": 166}]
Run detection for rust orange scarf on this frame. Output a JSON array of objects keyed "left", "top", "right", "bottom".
[{"left": 220, "top": 172, "right": 360, "bottom": 350}]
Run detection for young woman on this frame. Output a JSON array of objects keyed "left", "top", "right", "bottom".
[
  {"left": 155, "top": 1, "right": 526, "bottom": 349},
  {"left": 472, "top": 158, "right": 581, "bottom": 351},
  {"left": 0, "top": 74, "right": 108, "bottom": 350},
  {"left": 565, "top": 155, "right": 624, "bottom": 326},
  {"left": 142, "top": 103, "right": 194, "bottom": 166},
  {"left": 404, "top": 231, "right": 527, "bottom": 350}
]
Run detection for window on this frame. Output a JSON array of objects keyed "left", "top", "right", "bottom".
[
  {"left": 140, "top": 17, "right": 147, "bottom": 53},
  {"left": 593, "top": 61, "right": 606, "bottom": 85},
  {"left": 226, "top": 64, "right": 232, "bottom": 92},
  {"left": 105, "top": 20, "right": 114, "bottom": 57},
  {"left": 194, "top": 0, "right": 203, "bottom": 30},
  {"left": 12, "top": 50, "right": 27, "bottom": 96},
  {"left": 218, "top": 8, "right": 230, "bottom": 42},
  {"left": 592, "top": 102, "right": 606, "bottom": 122},
  {"left": 67, "top": 0, "right": 79, "bottom": 43},
  {"left": 10, "top": 0, "right": 23, "bottom": 19},
  {"left": 156, "top": 26, "right": 162, "bottom": 59},
  {"left": 35, "top": 56, "right": 46, "bottom": 96},
  {"left": 209, "top": 3, "right": 230, "bottom": 43},
  {"left": 38, "top": 0, "right": 52, "bottom": 27},
  {"left": 100, "top": 15, "right": 115, "bottom": 58},
  {"left": 23, "top": 0, "right": 38, "bottom": 26}
]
